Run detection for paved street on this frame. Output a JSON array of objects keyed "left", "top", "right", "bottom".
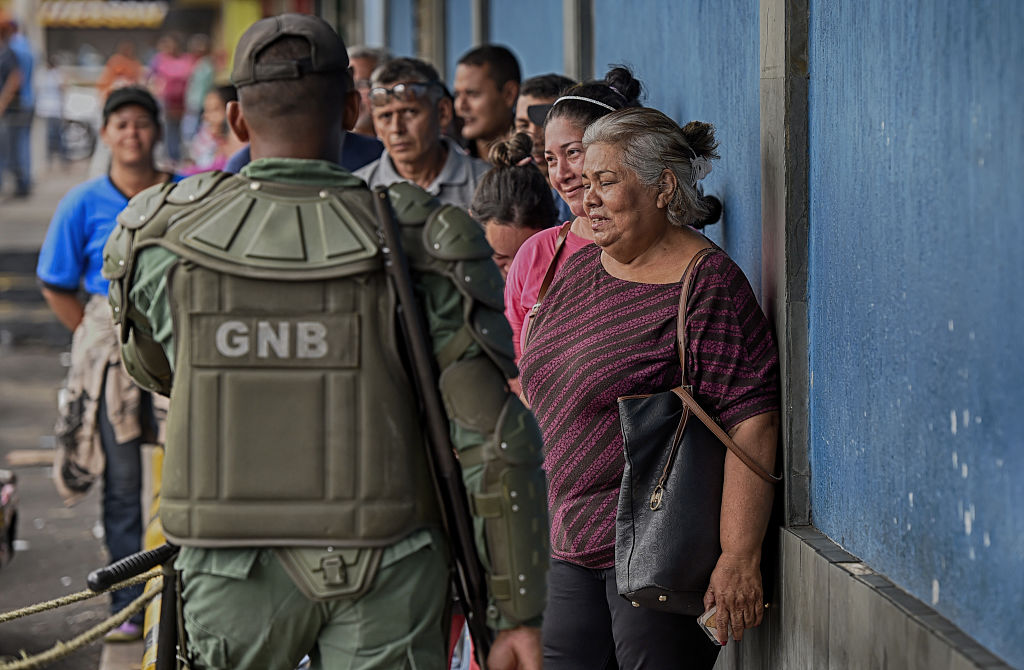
[{"left": 0, "top": 148, "right": 138, "bottom": 668}]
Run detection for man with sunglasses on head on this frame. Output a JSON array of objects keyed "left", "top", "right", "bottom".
[{"left": 356, "top": 57, "right": 488, "bottom": 209}]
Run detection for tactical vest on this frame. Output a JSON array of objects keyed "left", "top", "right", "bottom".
[{"left": 117, "top": 174, "right": 440, "bottom": 547}]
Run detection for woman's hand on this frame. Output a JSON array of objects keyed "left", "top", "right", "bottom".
[
  {"left": 701, "top": 411, "right": 778, "bottom": 645},
  {"left": 703, "top": 551, "right": 765, "bottom": 645}
]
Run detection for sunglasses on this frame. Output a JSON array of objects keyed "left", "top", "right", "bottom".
[{"left": 368, "top": 82, "right": 440, "bottom": 107}]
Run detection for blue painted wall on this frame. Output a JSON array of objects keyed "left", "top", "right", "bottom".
[
  {"left": 444, "top": 0, "right": 473, "bottom": 83},
  {"left": 386, "top": 0, "right": 416, "bottom": 58},
  {"left": 807, "top": 2, "right": 1024, "bottom": 666},
  {"left": 593, "top": 0, "right": 763, "bottom": 296},
  {"left": 363, "top": 0, "right": 386, "bottom": 47},
  {"left": 487, "top": 0, "right": 562, "bottom": 80}
]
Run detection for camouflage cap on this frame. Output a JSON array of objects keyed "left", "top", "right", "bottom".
[{"left": 231, "top": 13, "right": 349, "bottom": 88}]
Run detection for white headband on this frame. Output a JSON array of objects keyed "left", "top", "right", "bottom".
[{"left": 552, "top": 95, "right": 615, "bottom": 112}]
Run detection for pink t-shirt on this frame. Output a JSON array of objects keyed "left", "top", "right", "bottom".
[
  {"left": 504, "top": 223, "right": 593, "bottom": 362},
  {"left": 149, "top": 53, "right": 193, "bottom": 116}
]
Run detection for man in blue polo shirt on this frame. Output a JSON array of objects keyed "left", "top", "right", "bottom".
[{"left": 36, "top": 86, "right": 181, "bottom": 643}]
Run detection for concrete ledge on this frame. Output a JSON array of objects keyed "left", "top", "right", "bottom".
[
  {"left": 99, "top": 639, "right": 143, "bottom": 670},
  {"left": 715, "top": 526, "right": 1014, "bottom": 669}
]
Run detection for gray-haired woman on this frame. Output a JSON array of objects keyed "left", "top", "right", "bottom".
[{"left": 518, "top": 107, "right": 779, "bottom": 668}]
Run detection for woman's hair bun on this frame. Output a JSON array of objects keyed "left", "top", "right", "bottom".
[
  {"left": 488, "top": 132, "right": 535, "bottom": 167},
  {"left": 680, "top": 120, "right": 720, "bottom": 160},
  {"left": 692, "top": 194, "right": 722, "bottom": 230},
  {"left": 603, "top": 66, "right": 643, "bottom": 106}
]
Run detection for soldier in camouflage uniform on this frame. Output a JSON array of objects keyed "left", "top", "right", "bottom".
[{"left": 103, "top": 14, "right": 547, "bottom": 670}]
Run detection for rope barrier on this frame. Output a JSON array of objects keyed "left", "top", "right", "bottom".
[
  {"left": 0, "top": 570, "right": 160, "bottom": 624},
  {"left": 0, "top": 571, "right": 163, "bottom": 670}
]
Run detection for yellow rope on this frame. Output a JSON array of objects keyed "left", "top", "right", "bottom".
[
  {"left": 0, "top": 578, "right": 162, "bottom": 670},
  {"left": 0, "top": 569, "right": 160, "bottom": 624}
]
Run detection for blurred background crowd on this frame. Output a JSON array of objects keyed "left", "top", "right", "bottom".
[
  {"left": 1, "top": 0, "right": 273, "bottom": 188},
  {"left": 0, "top": 0, "right": 560, "bottom": 195}
]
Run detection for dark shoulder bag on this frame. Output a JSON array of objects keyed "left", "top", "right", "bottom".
[{"left": 615, "top": 247, "right": 782, "bottom": 615}]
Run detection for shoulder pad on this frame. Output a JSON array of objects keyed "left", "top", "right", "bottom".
[
  {"left": 102, "top": 224, "right": 132, "bottom": 280},
  {"left": 116, "top": 181, "right": 176, "bottom": 230},
  {"left": 167, "top": 179, "right": 380, "bottom": 278},
  {"left": 424, "top": 205, "right": 492, "bottom": 262},
  {"left": 104, "top": 180, "right": 181, "bottom": 281},
  {"left": 165, "top": 171, "right": 234, "bottom": 205},
  {"left": 387, "top": 181, "right": 440, "bottom": 225}
]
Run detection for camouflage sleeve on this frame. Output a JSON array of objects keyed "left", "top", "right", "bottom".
[
  {"left": 125, "top": 246, "right": 179, "bottom": 370},
  {"left": 387, "top": 183, "right": 549, "bottom": 631}
]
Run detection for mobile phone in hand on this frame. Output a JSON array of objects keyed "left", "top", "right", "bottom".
[{"left": 697, "top": 607, "right": 725, "bottom": 646}]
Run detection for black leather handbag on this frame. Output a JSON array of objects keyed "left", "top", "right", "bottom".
[{"left": 615, "top": 248, "right": 781, "bottom": 615}]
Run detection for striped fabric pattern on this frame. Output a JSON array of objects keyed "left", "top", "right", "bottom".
[{"left": 519, "top": 244, "right": 779, "bottom": 569}]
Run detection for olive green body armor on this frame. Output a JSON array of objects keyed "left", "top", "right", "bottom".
[
  {"left": 104, "top": 171, "right": 549, "bottom": 624},
  {"left": 106, "top": 172, "right": 438, "bottom": 547}
]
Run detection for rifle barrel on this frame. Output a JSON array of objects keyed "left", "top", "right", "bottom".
[{"left": 372, "top": 187, "right": 493, "bottom": 665}]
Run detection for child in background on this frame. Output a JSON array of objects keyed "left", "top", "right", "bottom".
[{"left": 185, "top": 85, "right": 242, "bottom": 174}]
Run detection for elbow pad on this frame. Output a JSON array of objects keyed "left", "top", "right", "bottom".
[{"left": 440, "top": 358, "right": 548, "bottom": 624}]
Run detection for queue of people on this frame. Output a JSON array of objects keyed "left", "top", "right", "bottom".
[{"left": 33, "top": 12, "right": 778, "bottom": 669}]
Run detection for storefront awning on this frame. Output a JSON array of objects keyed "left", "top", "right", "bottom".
[{"left": 39, "top": 1, "right": 170, "bottom": 29}]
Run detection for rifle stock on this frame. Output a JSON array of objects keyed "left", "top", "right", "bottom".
[{"left": 372, "top": 187, "right": 493, "bottom": 667}]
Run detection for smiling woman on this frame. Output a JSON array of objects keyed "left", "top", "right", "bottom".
[
  {"left": 519, "top": 107, "right": 780, "bottom": 669},
  {"left": 502, "top": 67, "right": 643, "bottom": 363}
]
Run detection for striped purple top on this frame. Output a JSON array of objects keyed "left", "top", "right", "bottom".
[{"left": 519, "top": 244, "right": 779, "bottom": 569}]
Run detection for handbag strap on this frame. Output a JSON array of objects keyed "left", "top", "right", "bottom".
[
  {"left": 674, "top": 247, "right": 782, "bottom": 485},
  {"left": 672, "top": 387, "right": 782, "bottom": 484},
  {"left": 523, "top": 220, "right": 573, "bottom": 347},
  {"left": 675, "top": 246, "right": 717, "bottom": 377}
]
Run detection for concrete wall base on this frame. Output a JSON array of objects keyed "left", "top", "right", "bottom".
[{"left": 713, "top": 526, "right": 1013, "bottom": 670}]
